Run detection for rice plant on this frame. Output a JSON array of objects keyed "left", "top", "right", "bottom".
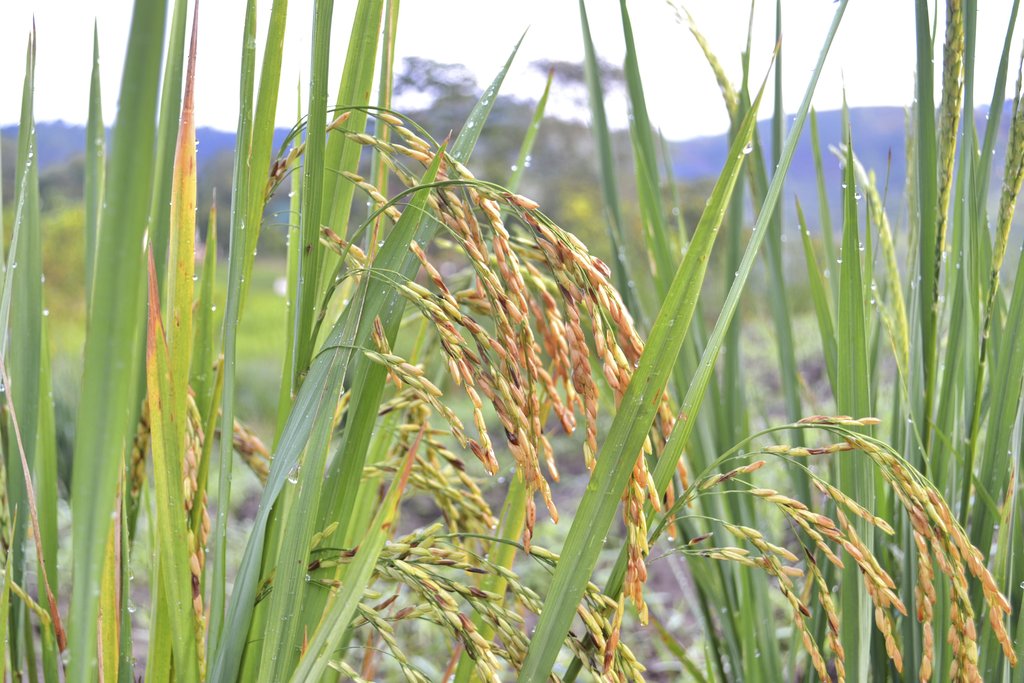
[{"left": 0, "top": 0, "right": 1021, "bottom": 680}]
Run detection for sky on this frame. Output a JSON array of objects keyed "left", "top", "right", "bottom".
[{"left": 1, "top": 1, "right": 1022, "bottom": 141}]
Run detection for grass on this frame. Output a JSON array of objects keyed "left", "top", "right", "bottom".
[{"left": 1, "top": 0, "right": 1023, "bottom": 681}]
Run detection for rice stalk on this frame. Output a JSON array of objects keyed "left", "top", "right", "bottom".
[{"left": 935, "top": 0, "right": 965, "bottom": 279}]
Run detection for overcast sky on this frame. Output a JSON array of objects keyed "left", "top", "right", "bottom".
[{"left": 1, "top": 1, "right": 1021, "bottom": 141}]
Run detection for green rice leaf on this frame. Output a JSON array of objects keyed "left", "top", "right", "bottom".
[
  {"left": 191, "top": 199, "right": 219, "bottom": 420},
  {"left": 507, "top": 70, "right": 553, "bottom": 195},
  {"left": 209, "top": 150, "right": 443, "bottom": 682},
  {"left": 0, "top": 547, "right": 11, "bottom": 681},
  {"left": 208, "top": 0, "right": 257, "bottom": 652},
  {"left": 452, "top": 34, "right": 524, "bottom": 164},
  {"left": 620, "top": 0, "right": 673, "bottom": 299},
  {"left": 835, "top": 127, "right": 873, "bottom": 683},
  {"left": 84, "top": 24, "right": 105, "bottom": 305},
  {"left": 288, "top": 430, "right": 419, "bottom": 682},
  {"left": 7, "top": 28, "right": 41, "bottom": 607},
  {"left": 797, "top": 199, "right": 837, "bottom": 391},
  {"left": 316, "top": 0, "right": 384, "bottom": 301},
  {"left": 144, "top": 250, "right": 200, "bottom": 680},
  {"left": 520, "top": 70, "right": 766, "bottom": 683},
  {"left": 292, "top": 0, "right": 356, "bottom": 384},
  {"left": 579, "top": 0, "right": 636, "bottom": 315},
  {"left": 913, "top": 0, "right": 939, "bottom": 451},
  {"left": 147, "top": 0, "right": 190, "bottom": 290},
  {"left": 68, "top": 1, "right": 168, "bottom": 675},
  {"left": 562, "top": 5, "right": 848, "bottom": 674}
]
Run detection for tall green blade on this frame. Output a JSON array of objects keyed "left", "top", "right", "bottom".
[
  {"left": 762, "top": 0, "right": 805, "bottom": 452},
  {"left": 288, "top": 437, "right": 418, "bottom": 682},
  {"left": 209, "top": 153, "right": 443, "bottom": 683},
  {"left": 371, "top": 0, "right": 400, "bottom": 200},
  {"left": 270, "top": 0, "right": 386, "bottom": 656},
  {"left": 797, "top": 199, "right": 837, "bottom": 391},
  {"left": 147, "top": 0, "right": 190, "bottom": 289},
  {"left": 144, "top": 252, "right": 200, "bottom": 681},
  {"left": 84, "top": 24, "right": 105, "bottom": 305},
  {"left": 35, "top": 321, "right": 58, "bottom": 605},
  {"left": 913, "top": 0, "right": 939, "bottom": 452},
  {"left": 620, "top": 0, "right": 673, "bottom": 299},
  {"left": 291, "top": 0, "right": 337, "bottom": 386},
  {"left": 976, "top": 0, "right": 1021, "bottom": 198},
  {"left": 7, "top": 28, "right": 41, "bottom": 610},
  {"left": 315, "top": 0, "right": 384, "bottom": 295},
  {"left": 507, "top": 69, "right": 553, "bottom": 195},
  {"left": 0, "top": 551, "right": 10, "bottom": 681},
  {"left": 5, "top": 31, "right": 41, "bottom": 678},
  {"left": 453, "top": 36, "right": 523, "bottom": 164},
  {"left": 562, "top": 5, "right": 847, "bottom": 675},
  {"left": 68, "top": 1, "right": 168, "bottom": 677},
  {"left": 166, "top": 6, "right": 199, "bottom": 428},
  {"left": 810, "top": 108, "right": 836, "bottom": 268},
  {"left": 579, "top": 0, "right": 638, "bottom": 317},
  {"left": 835, "top": 129, "right": 873, "bottom": 683},
  {"left": 970, "top": 234, "right": 1024, "bottom": 557},
  {"left": 208, "top": 0, "right": 257, "bottom": 651},
  {"left": 520, "top": 82, "right": 764, "bottom": 682},
  {"left": 274, "top": 86, "right": 303, "bottom": 439},
  {"left": 191, "top": 200, "right": 218, "bottom": 420},
  {"left": 240, "top": 0, "right": 291, "bottom": 294}
]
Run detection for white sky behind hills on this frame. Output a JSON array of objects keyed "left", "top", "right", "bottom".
[{"left": 1, "top": 1, "right": 1022, "bottom": 141}]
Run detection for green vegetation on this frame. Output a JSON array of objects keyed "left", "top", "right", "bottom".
[{"left": 1, "top": 0, "right": 1023, "bottom": 681}]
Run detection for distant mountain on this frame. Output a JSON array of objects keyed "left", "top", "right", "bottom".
[
  {"left": 1, "top": 120, "right": 94, "bottom": 169},
  {"left": 670, "top": 106, "right": 910, "bottom": 184},
  {"left": 3, "top": 103, "right": 1015, "bottom": 234},
  {"left": 0, "top": 121, "right": 291, "bottom": 174},
  {"left": 670, "top": 103, "right": 1013, "bottom": 230}
]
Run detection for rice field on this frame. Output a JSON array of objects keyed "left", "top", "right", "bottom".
[{"left": 1, "top": 0, "right": 1023, "bottom": 680}]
